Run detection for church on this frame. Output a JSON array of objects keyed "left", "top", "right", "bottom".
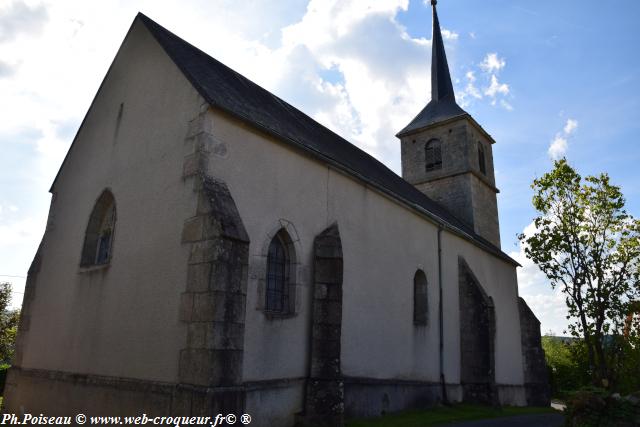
[{"left": 3, "top": 2, "right": 549, "bottom": 425}]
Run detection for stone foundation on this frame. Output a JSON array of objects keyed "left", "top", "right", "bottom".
[
  {"left": 343, "top": 378, "right": 443, "bottom": 419},
  {"left": 2, "top": 367, "right": 244, "bottom": 416},
  {"left": 4, "top": 368, "right": 531, "bottom": 422}
]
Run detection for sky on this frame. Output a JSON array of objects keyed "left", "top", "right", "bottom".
[{"left": 1, "top": 0, "right": 639, "bottom": 335}]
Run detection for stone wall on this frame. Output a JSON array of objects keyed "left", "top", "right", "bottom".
[
  {"left": 470, "top": 175, "right": 501, "bottom": 247},
  {"left": 400, "top": 121, "right": 470, "bottom": 185},
  {"left": 179, "top": 100, "right": 250, "bottom": 413},
  {"left": 518, "top": 297, "right": 551, "bottom": 406},
  {"left": 302, "top": 224, "right": 344, "bottom": 427},
  {"left": 458, "top": 258, "right": 496, "bottom": 404},
  {"left": 4, "top": 367, "right": 220, "bottom": 416},
  {"left": 343, "top": 378, "right": 442, "bottom": 419},
  {"left": 415, "top": 174, "right": 474, "bottom": 228},
  {"left": 399, "top": 117, "right": 501, "bottom": 247},
  {"left": 178, "top": 176, "right": 250, "bottom": 413}
]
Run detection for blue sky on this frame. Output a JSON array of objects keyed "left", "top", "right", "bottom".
[{"left": 0, "top": 0, "right": 639, "bottom": 335}]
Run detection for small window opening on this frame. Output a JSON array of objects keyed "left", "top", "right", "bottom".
[
  {"left": 266, "top": 233, "right": 291, "bottom": 313},
  {"left": 425, "top": 139, "right": 442, "bottom": 172},
  {"left": 414, "top": 270, "right": 428, "bottom": 325},
  {"left": 81, "top": 190, "right": 116, "bottom": 267},
  {"left": 478, "top": 142, "right": 486, "bottom": 175}
]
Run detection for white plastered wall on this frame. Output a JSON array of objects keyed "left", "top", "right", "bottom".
[
  {"left": 205, "top": 109, "right": 525, "bottom": 387},
  {"left": 21, "top": 20, "right": 203, "bottom": 383}
]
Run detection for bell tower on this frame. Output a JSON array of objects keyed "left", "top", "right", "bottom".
[{"left": 397, "top": 0, "right": 501, "bottom": 247}]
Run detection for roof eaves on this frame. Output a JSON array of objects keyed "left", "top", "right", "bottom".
[{"left": 396, "top": 112, "right": 469, "bottom": 138}]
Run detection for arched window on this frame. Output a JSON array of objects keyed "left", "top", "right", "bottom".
[
  {"left": 478, "top": 142, "right": 486, "bottom": 175},
  {"left": 414, "top": 270, "right": 428, "bottom": 325},
  {"left": 425, "top": 139, "right": 442, "bottom": 171},
  {"left": 81, "top": 190, "right": 116, "bottom": 267},
  {"left": 266, "top": 232, "right": 291, "bottom": 313}
]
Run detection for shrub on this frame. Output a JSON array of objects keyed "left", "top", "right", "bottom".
[
  {"left": 0, "top": 363, "right": 9, "bottom": 396},
  {"left": 542, "top": 336, "right": 590, "bottom": 397},
  {"left": 564, "top": 388, "right": 640, "bottom": 427}
]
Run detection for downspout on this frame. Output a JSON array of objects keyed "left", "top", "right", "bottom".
[{"left": 438, "top": 227, "right": 449, "bottom": 404}]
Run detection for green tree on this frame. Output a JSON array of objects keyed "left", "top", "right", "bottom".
[
  {"left": 542, "top": 335, "right": 590, "bottom": 396},
  {"left": 519, "top": 159, "right": 640, "bottom": 389},
  {"left": 0, "top": 282, "right": 20, "bottom": 364}
]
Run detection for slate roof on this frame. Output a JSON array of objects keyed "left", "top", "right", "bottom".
[
  {"left": 397, "top": 99, "right": 468, "bottom": 137},
  {"left": 137, "top": 13, "right": 517, "bottom": 265}
]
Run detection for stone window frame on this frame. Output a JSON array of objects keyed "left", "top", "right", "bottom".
[
  {"left": 255, "top": 219, "right": 303, "bottom": 319},
  {"left": 413, "top": 269, "right": 428, "bottom": 326},
  {"left": 79, "top": 189, "right": 117, "bottom": 269},
  {"left": 265, "top": 232, "right": 291, "bottom": 312},
  {"left": 425, "top": 138, "right": 443, "bottom": 172}
]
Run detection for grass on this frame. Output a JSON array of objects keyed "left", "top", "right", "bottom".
[{"left": 346, "top": 404, "right": 558, "bottom": 427}]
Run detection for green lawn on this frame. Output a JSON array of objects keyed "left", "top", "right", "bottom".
[{"left": 346, "top": 404, "right": 558, "bottom": 427}]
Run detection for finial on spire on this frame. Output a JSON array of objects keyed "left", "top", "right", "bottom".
[{"left": 431, "top": 0, "right": 437, "bottom": 6}]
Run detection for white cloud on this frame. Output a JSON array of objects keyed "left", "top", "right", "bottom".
[
  {"left": 465, "top": 83, "right": 482, "bottom": 100},
  {"left": 564, "top": 118, "right": 578, "bottom": 135},
  {"left": 441, "top": 28, "right": 458, "bottom": 40},
  {"left": 458, "top": 53, "right": 512, "bottom": 110},
  {"left": 500, "top": 99, "right": 513, "bottom": 111},
  {"left": 0, "top": 0, "right": 48, "bottom": 42},
  {"left": 548, "top": 135, "right": 568, "bottom": 160},
  {"left": 479, "top": 52, "right": 505, "bottom": 73},
  {"left": 0, "top": 215, "right": 45, "bottom": 309},
  {"left": 0, "top": 59, "right": 16, "bottom": 77},
  {"left": 484, "top": 74, "right": 509, "bottom": 98},
  {"left": 465, "top": 71, "right": 476, "bottom": 82},
  {"left": 523, "top": 290, "right": 570, "bottom": 336},
  {"left": 0, "top": 216, "right": 43, "bottom": 248},
  {"left": 548, "top": 118, "right": 578, "bottom": 159},
  {"left": 275, "top": 0, "right": 432, "bottom": 159}
]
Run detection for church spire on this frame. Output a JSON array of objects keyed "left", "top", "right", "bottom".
[
  {"left": 397, "top": 1, "right": 501, "bottom": 248},
  {"left": 396, "top": 0, "right": 467, "bottom": 137},
  {"left": 430, "top": 0, "right": 455, "bottom": 102}
]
